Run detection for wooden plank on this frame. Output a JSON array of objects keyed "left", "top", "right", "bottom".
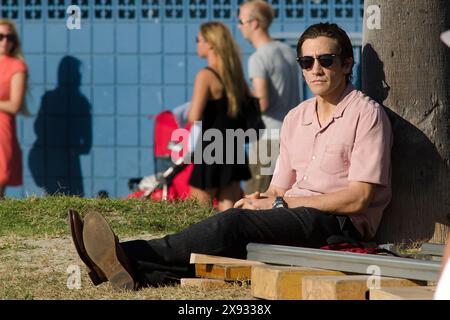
[
  {"left": 420, "top": 243, "right": 445, "bottom": 256},
  {"left": 195, "top": 264, "right": 252, "bottom": 281},
  {"left": 370, "top": 286, "right": 436, "bottom": 300},
  {"left": 180, "top": 278, "right": 228, "bottom": 289},
  {"left": 251, "top": 264, "right": 345, "bottom": 300},
  {"left": 302, "top": 275, "right": 424, "bottom": 300},
  {"left": 190, "top": 253, "right": 263, "bottom": 265}
]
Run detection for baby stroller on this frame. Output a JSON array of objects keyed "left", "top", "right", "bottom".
[
  {"left": 128, "top": 103, "right": 245, "bottom": 206},
  {"left": 128, "top": 103, "right": 194, "bottom": 201}
]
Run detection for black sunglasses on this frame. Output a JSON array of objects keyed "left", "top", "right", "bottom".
[
  {"left": 0, "top": 33, "right": 16, "bottom": 42},
  {"left": 296, "top": 54, "right": 339, "bottom": 70}
]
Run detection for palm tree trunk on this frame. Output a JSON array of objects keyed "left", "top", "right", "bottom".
[{"left": 362, "top": 0, "right": 450, "bottom": 244}]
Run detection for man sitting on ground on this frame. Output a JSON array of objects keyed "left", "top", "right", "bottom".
[{"left": 69, "top": 22, "right": 393, "bottom": 290}]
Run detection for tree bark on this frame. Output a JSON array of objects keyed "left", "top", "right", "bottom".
[{"left": 362, "top": 0, "right": 450, "bottom": 244}]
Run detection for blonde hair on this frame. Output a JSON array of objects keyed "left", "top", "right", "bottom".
[
  {"left": 243, "top": 0, "right": 274, "bottom": 31},
  {"left": 0, "top": 19, "right": 29, "bottom": 116},
  {"left": 200, "top": 22, "right": 249, "bottom": 118}
]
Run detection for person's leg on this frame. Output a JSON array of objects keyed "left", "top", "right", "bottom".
[
  {"left": 189, "top": 186, "right": 217, "bottom": 206},
  {"left": 0, "top": 186, "right": 5, "bottom": 199},
  {"left": 257, "top": 138, "right": 275, "bottom": 193},
  {"left": 244, "top": 139, "right": 279, "bottom": 194},
  {"left": 120, "top": 207, "right": 350, "bottom": 286},
  {"left": 216, "top": 181, "right": 242, "bottom": 211},
  {"left": 244, "top": 163, "right": 258, "bottom": 194},
  {"left": 257, "top": 172, "right": 272, "bottom": 194},
  {"left": 245, "top": 162, "right": 272, "bottom": 194}
]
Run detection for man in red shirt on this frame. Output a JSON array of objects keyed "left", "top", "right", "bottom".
[{"left": 70, "top": 23, "right": 393, "bottom": 290}]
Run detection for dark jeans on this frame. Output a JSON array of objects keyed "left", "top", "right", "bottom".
[{"left": 121, "top": 207, "right": 362, "bottom": 287}]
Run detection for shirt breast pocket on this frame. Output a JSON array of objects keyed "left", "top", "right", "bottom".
[{"left": 320, "top": 144, "right": 350, "bottom": 175}]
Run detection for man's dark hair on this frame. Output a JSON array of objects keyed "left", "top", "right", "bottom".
[{"left": 297, "top": 23, "right": 355, "bottom": 83}]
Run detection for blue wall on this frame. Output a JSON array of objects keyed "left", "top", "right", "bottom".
[{"left": 1, "top": 0, "right": 364, "bottom": 198}]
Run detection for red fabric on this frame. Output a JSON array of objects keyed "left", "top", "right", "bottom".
[
  {"left": 149, "top": 164, "right": 193, "bottom": 201},
  {"left": 127, "top": 190, "right": 146, "bottom": 199},
  {"left": 170, "top": 163, "right": 192, "bottom": 200},
  {"left": 320, "top": 242, "right": 380, "bottom": 254},
  {"left": 132, "top": 110, "right": 225, "bottom": 207},
  {"left": 153, "top": 111, "right": 180, "bottom": 158},
  {"left": 129, "top": 110, "right": 193, "bottom": 201}
]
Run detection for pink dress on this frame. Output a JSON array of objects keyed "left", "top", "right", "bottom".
[{"left": 0, "top": 55, "right": 26, "bottom": 186}]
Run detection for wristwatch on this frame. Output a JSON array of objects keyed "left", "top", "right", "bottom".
[{"left": 272, "top": 196, "right": 287, "bottom": 209}]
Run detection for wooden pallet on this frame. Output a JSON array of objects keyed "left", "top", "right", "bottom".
[
  {"left": 370, "top": 286, "right": 436, "bottom": 300},
  {"left": 190, "top": 253, "right": 262, "bottom": 282},
  {"left": 188, "top": 253, "right": 432, "bottom": 299},
  {"left": 251, "top": 264, "right": 345, "bottom": 300},
  {"left": 302, "top": 275, "right": 424, "bottom": 300},
  {"left": 195, "top": 263, "right": 252, "bottom": 281},
  {"left": 180, "top": 278, "right": 228, "bottom": 289},
  {"left": 190, "top": 253, "right": 263, "bottom": 265}
]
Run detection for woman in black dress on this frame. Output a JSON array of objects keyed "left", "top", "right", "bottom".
[{"left": 188, "top": 22, "right": 251, "bottom": 211}]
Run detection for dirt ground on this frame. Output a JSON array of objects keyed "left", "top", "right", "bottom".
[{"left": 0, "top": 234, "right": 253, "bottom": 300}]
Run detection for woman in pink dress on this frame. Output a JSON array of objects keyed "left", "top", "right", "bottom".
[{"left": 0, "top": 19, "right": 28, "bottom": 198}]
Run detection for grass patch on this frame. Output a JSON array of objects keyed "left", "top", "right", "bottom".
[
  {"left": 0, "top": 197, "right": 253, "bottom": 300},
  {"left": 0, "top": 266, "right": 251, "bottom": 300},
  {"left": 0, "top": 196, "right": 214, "bottom": 238},
  {"left": 0, "top": 235, "right": 39, "bottom": 251}
]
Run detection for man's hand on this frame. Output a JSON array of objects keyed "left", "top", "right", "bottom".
[
  {"left": 234, "top": 192, "right": 274, "bottom": 210},
  {"left": 234, "top": 192, "right": 262, "bottom": 209}
]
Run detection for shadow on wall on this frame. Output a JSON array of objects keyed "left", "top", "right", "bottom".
[
  {"left": 28, "top": 56, "right": 92, "bottom": 196},
  {"left": 362, "top": 44, "right": 450, "bottom": 243}
]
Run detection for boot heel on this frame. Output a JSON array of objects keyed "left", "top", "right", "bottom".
[{"left": 88, "top": 270, "right": 103, "bottom": 286}]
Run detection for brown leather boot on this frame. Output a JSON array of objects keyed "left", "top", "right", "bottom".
[
  {"left": 82, "top": 211, "right": 137, "bottom": 290},
  {"left": 68, "top": 209, "right": 107, "bottom": 285}
]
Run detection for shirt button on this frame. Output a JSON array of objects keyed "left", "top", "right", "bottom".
[
  {"left": 312, "top": 155, "right": 316, "bottom": 160},
  {"left": 303, "top": 176, "right": 308, "bottom": 181}
]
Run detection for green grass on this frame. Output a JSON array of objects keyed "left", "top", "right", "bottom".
[
  {"left": 0, "top": 196, "right": 215, "bottom": 238},
  {"left": 0, "top": 197, "right": 253, "bottom": 300}
]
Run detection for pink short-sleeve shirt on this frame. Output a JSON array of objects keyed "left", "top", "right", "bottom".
[{"left": 271, "top": 84, "right": 393, "bottom": 240}]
